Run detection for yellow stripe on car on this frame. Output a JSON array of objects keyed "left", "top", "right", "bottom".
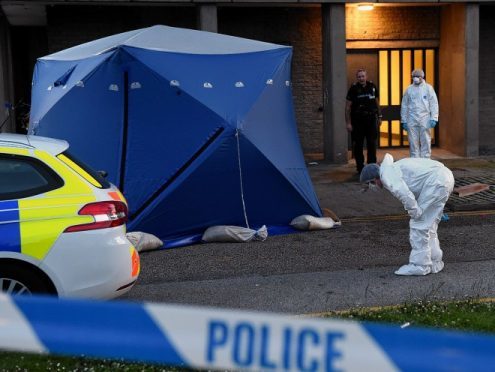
[
  {"left": 17, "top": 150, "right": 97, "bottom": 260},
  {"left": 0, "top": 147, "right": 30, "bottom": 155}
]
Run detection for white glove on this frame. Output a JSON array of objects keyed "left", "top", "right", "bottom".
[{"left": 408, "top": 207, "right": 423, "bottom": 220}]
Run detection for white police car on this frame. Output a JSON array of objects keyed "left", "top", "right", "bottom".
[{"left": 0, "top": 133, "right": 139, "bottom": 298}]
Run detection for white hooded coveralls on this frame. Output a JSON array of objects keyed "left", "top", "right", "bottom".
[
  {"left": 400, "top": 81, "right": 439, "bottom": 158},
  {"left": 380, "top": 154, "right": 454, "bottom": 275}
]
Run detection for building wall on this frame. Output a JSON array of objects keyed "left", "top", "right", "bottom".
[
  {"left": 479, "top": 5, "right": 495, "bottom": 155},
  {"left": 0, "top": 11, "right": 14, "bottom": 133},
  {"left": 346, "top": 6, "right": 440, "bottom": 41},
  {"left": 10, "top": 26, "right": 47, "bottom": 132},
  {"left": 46, "top": 5, "right": 196, "bottom": 53},
  {"left": 220, "top": 7, "right": 323, "bottom": 155}
]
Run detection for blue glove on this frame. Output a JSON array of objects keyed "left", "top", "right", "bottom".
[
  {"left": 401, "top": 122, "right": 408, "bottom": 130},
  {"left": 429, "top": 120, "right": 438, "bottom": 128}
]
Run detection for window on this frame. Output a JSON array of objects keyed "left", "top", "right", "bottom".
[
  {"left": 58, "top": 151, "right": 111, "bottom": 189},
  {"left": 0, "top": 154, "right": 64, "bottom": 200}
]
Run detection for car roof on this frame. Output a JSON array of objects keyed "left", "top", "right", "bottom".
[{"left": 0, "top": 133, "right": 69, "bottom": 155}]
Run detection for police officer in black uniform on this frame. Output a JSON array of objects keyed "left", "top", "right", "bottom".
[{"left": 345, "top": 69, "right": 382, "bottom": 174}]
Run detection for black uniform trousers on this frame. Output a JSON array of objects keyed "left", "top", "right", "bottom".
[{"left": 351, "top": 114, "right": 378, "bottom": 173}]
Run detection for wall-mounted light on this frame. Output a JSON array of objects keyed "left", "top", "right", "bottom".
[{"left": 357, "top": 3, "right": 374, "bottom": 11}]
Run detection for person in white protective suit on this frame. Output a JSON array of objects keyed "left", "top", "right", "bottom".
[
  {"left": 400, "top": 69, "right": 439, "bottom": 158},
  {"left": 360, "top": 153, "right": 454, "bottom": 275}
]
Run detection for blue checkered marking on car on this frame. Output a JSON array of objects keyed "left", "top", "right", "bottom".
[{"left": 0, "top": 200, "right": 21, "bottom": 252}]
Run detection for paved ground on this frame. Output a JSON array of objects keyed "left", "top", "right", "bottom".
[{"left": 123, "top": 149, "right": 495, "bottom": 314}]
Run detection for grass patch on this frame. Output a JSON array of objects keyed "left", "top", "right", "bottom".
[
  {"left": 0, "top": 353, "right": 185, "bottom": 371},
  {"left": 323, "top": 299, "right": 495, "bottom": 334}
]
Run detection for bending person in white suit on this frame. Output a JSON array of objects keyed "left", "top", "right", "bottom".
[
  {"left": 400, "top": 69, "right": 439, "bottom": 158},
  {"left": 360, "top": 154, "right": 454, "bottom": 276}
]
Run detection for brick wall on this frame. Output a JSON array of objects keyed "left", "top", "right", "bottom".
[
  {"left": 220, "top": 7, "right": 323, "bottom": 154},
  {"left": 479, "top": 5, "right": 495, "bottom": 155},
  {"left": 346, "top": 6, "right": 440, "bottom": 41},
  {"left": 46, "top": 6, "right": 196, "bottom": 53}
]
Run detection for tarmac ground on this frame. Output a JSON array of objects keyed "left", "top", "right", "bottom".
[{"left": 124, "top": 148, "right": 495, "bottom": 314}]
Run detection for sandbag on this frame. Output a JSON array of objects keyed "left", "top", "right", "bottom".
[
  {"left": 290, "top": 215, "right": 342, "bottom": 231},
  {"left": 126, "top": 231, "right": 163, "bottom": 252},
  {"left": 202, "top": 225, "right": 268, "bottom": 243}
]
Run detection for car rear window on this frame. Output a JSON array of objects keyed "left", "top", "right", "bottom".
[
  {"left": 0, "top": 154, "right": 64, "bottom": 200},
  {"left": 58, "top": 151, "right": 111, "bottom": 189}
]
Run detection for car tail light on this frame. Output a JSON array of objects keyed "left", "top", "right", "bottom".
[{"left": 64, "top": 201, "right": 128, "bottom": 233}]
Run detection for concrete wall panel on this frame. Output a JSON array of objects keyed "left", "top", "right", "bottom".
[{"left": 439, "top": 4, "right": 466, "bottom": 155}]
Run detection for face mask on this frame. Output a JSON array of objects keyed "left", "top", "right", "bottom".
[
  {"left": 368, "top": 182, "right": 380, "bottom": 192},
  {"left": 361, "top": 181, "right": 380, "bottom": 193},
  {"left": 413, "top": 77, "right": 421, "bottom": 84}
]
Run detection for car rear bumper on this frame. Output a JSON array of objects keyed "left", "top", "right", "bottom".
[{"left": 41, "top": 227, "right": 140, "bottom": 299}]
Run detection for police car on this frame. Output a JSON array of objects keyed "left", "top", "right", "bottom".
[{"left": 0, "top": 133, "right": 139, "bottom": 298}]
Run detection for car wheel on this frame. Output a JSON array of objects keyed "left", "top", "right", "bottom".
[{"left": 0, "top": 263, "right": 55, "bottom": 296}]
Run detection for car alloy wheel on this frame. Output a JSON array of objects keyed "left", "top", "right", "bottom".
[{"left": 0, "top": 277, "right": 32, "bottom": 295}]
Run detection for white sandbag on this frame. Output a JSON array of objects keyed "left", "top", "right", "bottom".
[
  {"left": 290, "top": 215, "right": 342, "bottom": 231},
  {"left": 126, "top": 231, "right": 163, "bottom": 252},
  {"left": 202, "top": 225, "right": 268, "bottom": 243}
]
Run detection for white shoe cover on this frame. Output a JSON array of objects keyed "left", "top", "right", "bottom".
[
  {"left": 394, "top": 264, "right": 431, "bottom": 276},
  {"left": 431, "top": 261, "right": 444, "bottom": 274}
]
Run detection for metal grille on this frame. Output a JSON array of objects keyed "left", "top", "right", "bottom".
[{"left": 446, "top": 176, "right": 495, "bottom": 211}]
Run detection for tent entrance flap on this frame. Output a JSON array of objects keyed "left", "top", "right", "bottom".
[
  {"left": 123, "top": 56, "right": 231, "bottom": 215},
  {"left": 129, "top": 126, "right": 225, "bottom": 221}
]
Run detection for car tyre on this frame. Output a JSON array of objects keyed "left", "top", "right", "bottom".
[{"left": 0, "top": 262, "right": 56, "bottom": 296}]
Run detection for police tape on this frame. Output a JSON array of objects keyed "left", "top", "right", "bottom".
[{"left": 1, "top": 294, "right": 495, "bottom": 371}]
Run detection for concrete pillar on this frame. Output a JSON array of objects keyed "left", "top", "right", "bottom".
[
  {"left": 197, "top": 4, "right": 218, "bottom": 33},
  {"left": 465, "top": 3, "right": 479, "bottom": 157},
  {"left": 322, "top": 4, "right": 347, "bottom": 163},
  {"left": 0, "top": 11, "right": 14, "bottom": 133},
  {"left": 439, "top": 3, "right": 479, "bottom": 157}
]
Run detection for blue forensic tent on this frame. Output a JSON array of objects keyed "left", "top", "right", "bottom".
[{"left": 29, "top": 25, "right": 322, "bottom": 247}]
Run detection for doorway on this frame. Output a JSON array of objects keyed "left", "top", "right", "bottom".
[
  {"left": 378, "top": 48, "right": 439, "bottom": 148},
  {"left": 347, "top": 48, "right": 439, "bottom": 149}
]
